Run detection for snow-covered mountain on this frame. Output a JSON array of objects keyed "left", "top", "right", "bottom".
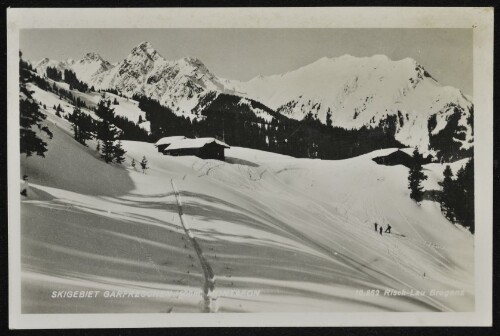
[
  {"left": 70, "top": 52, "right": 113, "bottom": 84},
  {"left": 32, "top": 42, "right": 473, "bottom": 157},
  {"left": 225, "top": 55, "right": 473, "bottom": 154},
  {"left": 87, "top": 41, "right": 238, "bottom": 118},
  {"left": 34, "top": 52, "right": 113, "bottom": 84},
  {"left": 34, "top": 57, "right": 72, "bottom": 77}
]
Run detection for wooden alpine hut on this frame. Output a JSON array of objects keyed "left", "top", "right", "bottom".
[
  {"left": 155, "top": 136, "right": 188, "bottom": 153},
  {"left": 164, "top": 137, "right": 230, "bottom": 160}
]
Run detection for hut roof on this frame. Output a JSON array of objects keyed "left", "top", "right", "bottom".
[
  {"left": 155, "top": 136, "right": 187, "bottom": 146},
  {"left": 372, "top": 149, "right": 414, "bottom": 167},
  {"left": 166, "top": 137, "right": 230, "bottom": 151}
]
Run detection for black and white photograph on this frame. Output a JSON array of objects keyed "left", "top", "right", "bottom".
[{"left": 7, "top": 7, "right": 493, "bottom": 328}]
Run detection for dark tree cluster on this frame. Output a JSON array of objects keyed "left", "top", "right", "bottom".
[
  {"left": 135, "top": 92, "right": 404, "bottom": 160},
  {"left": 439, "top": 158, "right": 474, "bottom": 233},
  {"left": 103, "top": 88, "right": 124, "bottom": 96},
  {"left": 19, "top": 51, "right": 52, "bottom": 157},
  {"left": 196, "top": 94, "right": 403, "bottom": 159},
  {"left": 93, "top": 99, "right": 126, "bottom": 164},
  {"left": 26, "top": 67, "right": 147, "bottom": 146},
  {"left": 54, "top": 104, "right": 64, "bottom": 117},
  {"left": 45, "top": 66, "right": 63, "bottom": 81},
  {"left": 67, "top": 106, "right": 94, "bottom": 146},
  {"left": 45, "top": 66, "right": 90, "bottom": 93},
  {"left": 63, "top": 99, "right": 133, "bottom": 164},
  {"left": 20, "top": 98, "right": 51, "bottom": 157},
  {"left": 63, "top": 69, "right": 89, "bottom": 92},
  {"left": 133, "top": 94, "right": 194, "bottom": 139},
  {"left": 407, "top": 148, "right": 428, "bottom": 203},
  {"left": 112, "top": 115, "right": 150, "bottom": 142},
  {"left": 29, "top": 72, "right": 90, "bottom": 111}
]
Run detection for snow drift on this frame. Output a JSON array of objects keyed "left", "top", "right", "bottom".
[{"left": 20, "top": 111, "right": 473, "bottom": 313}]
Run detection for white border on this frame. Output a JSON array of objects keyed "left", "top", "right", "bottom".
[{"left": 7, "top": 7, "right": 494, "bottom": 329}]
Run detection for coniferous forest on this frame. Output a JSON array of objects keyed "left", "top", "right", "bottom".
[
  {"left": 134, "top": 93, "right": 404, "bottom": 160},
  {"left": 19, "top": 49, "right": 476, "bottom": 236}
]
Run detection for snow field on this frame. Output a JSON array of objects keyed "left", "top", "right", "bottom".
[{"left": 19, "top": 97, "right": 473, "bottom": 312}]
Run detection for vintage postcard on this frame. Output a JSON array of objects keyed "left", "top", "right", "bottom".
[{"left": 7, "top": 7, "right": 493, "bottom": 328}]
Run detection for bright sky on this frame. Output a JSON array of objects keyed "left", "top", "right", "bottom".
[{"left": 20, "top": 29, "right": 473, "bottom": 96}]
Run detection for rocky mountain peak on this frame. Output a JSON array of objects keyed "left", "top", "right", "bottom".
[
  {"left": 129, "top": 41, "right": 161, "bottom": 62},
  {"left": 82, "top": 52, "right": 105, "bottom": 63}
]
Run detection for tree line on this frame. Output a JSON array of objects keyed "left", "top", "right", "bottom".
[
  {"left": 68, "top": 99, "right": 126, "bottom": 164},
  {"left": 45, "top": 66, "right": 89, "bottom": 92},
  {"left": 439, "top": 159, "right": 474, "bottom": 233},
  {"left": 134, "top": 93, "right": 404, "bottom": 160},
  {"left": 407, "top": 147, "right": 474, "bottom": 233},
  {"left": 21, "top": 53, "right": 146, "bottom": 167},
  {"left": 20, "top": 51, "right": 52, "bottom": 157}
]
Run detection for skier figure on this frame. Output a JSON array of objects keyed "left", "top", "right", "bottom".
[
  {"left": 379, "top": 226, "right": 383, "bottom": 235},
  {"left": 385, "top": 224, "right": 392, "bottom": 234},
  {"left": 374, "top": 222, "right": 378, "bottom": 232}
]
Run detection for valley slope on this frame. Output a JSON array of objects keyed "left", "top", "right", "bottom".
[
  {"left": 20, "top": 105, "right": 473, "bottom": 313},
  {"left": 33, "top": 42, "right": 473, "bottom": 157}
]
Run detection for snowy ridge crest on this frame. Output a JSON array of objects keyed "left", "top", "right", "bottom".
[{"left": 32, "top": 45, "right": 473, "bottom": 155}]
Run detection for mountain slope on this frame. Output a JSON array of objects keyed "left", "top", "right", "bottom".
[
  {"left": 32, "top": 44, "right": 473, "bottom": 158},
  {"left": 88, "top": 42, "right": 236, "bottom": 118},
  {"left": 34, "top": 57, "right": 72, "bottom": 77},
  {"left": 225, "top": 55, "right": 473, "bottom": 156},
  {"left": 21, "top": 108, "right": 474, "bottom": 312},
  {"left": 70, "top": 52, "right": 114, "bottom": 84}
]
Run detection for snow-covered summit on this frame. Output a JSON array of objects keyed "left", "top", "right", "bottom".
[
  {"left": 30, "top": 46, "right": 473, "bottom": 156},
  {"left": 71, "top": 52, "right": 114, "bottom": 83},
  {"left": 83, "top": 42, "right": 235, "bottom": 117},
  {"left": 81, "top": 52, "right": 106, "bottom": 63},
  {"left": 225, "top": 54, "right": 473, "bottom": 154},
  {"left": 34, "top": 57, "right": 72, "bottom": 77},
  {"left": 129, "top": 41, "right": 162, "bottom": 62},
  {"left": 33, "top": 51, "right": 113, "bottom": 84}
]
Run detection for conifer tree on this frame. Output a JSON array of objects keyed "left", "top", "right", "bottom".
[
  {"left": 439, "top": 165, "right": 456, "bottom": 221},
  {"left": 94, "top": 98, "right": 126, "bottom": 164},
  {"left": 68, "top": 106, "right": 94, "bottom": 146},
  {"left": 326, "top": 109, "right": 333, "bottom": 127},
  {"left": 456, "top": 158, "right": 474, "bottom": 233},
  {"left": 408, "top": 147, "right": 428, "bottom": 203},
  {"left": 95, "top": 99, "right": 115, "bottom": 121},
  {"left": 131, "top": 158, "right": 136, "bottom": 170},
  {"left": 114, "top": 140, "right": 126, "bottom": 164},
  {"left": 438, "top": 158, "right": 474, "bottom": 233},
  {"left": 19, "top": 51, "right": 50, "bottom": 157},
  {"left": 96, "top": 119, "right": 120, "bottom": 163}
]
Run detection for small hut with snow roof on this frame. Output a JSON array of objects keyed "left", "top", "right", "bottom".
[
  {"left": 155, "top": 136, "right": 187, "bottom": 153},
  {"left": 164, "top": 137, "right": 230, "bottom": 160}
]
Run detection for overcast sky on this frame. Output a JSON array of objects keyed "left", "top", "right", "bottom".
[{"left": 20, "top": 29, "right": 473, "bottom": 96}]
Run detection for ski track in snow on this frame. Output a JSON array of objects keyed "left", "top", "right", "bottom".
[
  {"left": 170, "top": 179, "right": 217, "bottom": 312},
  {"left": 195, "top": 159, "right": 452, "bottom": 311},
  {"left": 19, "top": 108, "right": 474, "bottom": 312}
]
